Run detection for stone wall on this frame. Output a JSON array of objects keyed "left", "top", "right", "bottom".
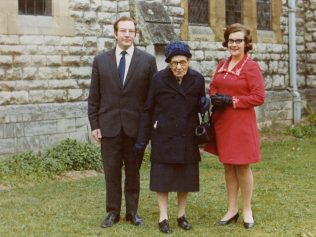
[{"left": 0, "top": 0, "right": 315, "bottom": 157}]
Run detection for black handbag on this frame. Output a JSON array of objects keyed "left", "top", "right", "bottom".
[{"left": 195, "top": 110, "right": 215, "bottom": 145}]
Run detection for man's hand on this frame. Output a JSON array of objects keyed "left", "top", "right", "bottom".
[{"left": 91, "top": 129, "right": 102, "bottom": 144}]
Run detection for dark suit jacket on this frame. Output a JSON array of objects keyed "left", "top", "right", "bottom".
[
  {"left": 137, "top": 67, "right": 206, "bottom": 164},
  {"left": 88, "top": 47, "right": 157, "bottom": 137}
]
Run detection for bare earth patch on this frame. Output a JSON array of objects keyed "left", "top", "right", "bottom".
[
  {"left": 0, "top": 184, "right": 12, "bottom": 191},
  {"left": 58, "top": 170, "right": 102, "bottom": 181}
]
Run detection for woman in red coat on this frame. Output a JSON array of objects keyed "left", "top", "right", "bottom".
[{"left": 204, "top": 23, "right": 265, "bottom": 229}]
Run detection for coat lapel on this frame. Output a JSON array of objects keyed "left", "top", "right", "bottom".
[
  {"left": 161, "top": 68, "right": 186, "bottom": 96},
  {"left": 123, "top": 48, "right": 141, "bottom": 88},
  {"left": 106, "top": 49, "right": 122, "bottom": 89},
  {"left": 181, "top": 69, "right": 196, "bottom": 93}
]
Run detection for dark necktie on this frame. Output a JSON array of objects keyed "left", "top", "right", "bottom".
[{"left": 118, "top": 51, "right": 127, "bottom": 84}]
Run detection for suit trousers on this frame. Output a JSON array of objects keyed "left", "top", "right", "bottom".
[{"left": 101, "top": 130, "right": 140, "bottom": 215}]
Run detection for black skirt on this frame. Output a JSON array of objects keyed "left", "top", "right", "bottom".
[{"left": 150, "top": 163, "right": 199, "bottom": 192}]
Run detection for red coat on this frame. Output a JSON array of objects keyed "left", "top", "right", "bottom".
[{"left": 204, "top": 54, "right": 265, "bottom": 164}]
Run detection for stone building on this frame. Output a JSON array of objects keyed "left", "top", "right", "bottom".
[{"left": 0, "top": 0, "right": 315, "bottom": 157}]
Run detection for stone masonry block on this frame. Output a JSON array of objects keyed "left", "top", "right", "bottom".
[
  {"left": 29, "top": 90, "right": 46, "bottom": 103},
  {"left": 32, "top": 55, "right": 46, "bottom": 66},
  {"left": 0, "top": 45, "right": 24, "bottom": 55},
  {"left": 24, "top": 120, "right": 57, "bottom": 136},
  {"left": 0, "top": 138, "right": 15, "bottom": 154},
  {"left": 45, "top": 90, "right": 67, "bottom": 103},
  {"left": 0, "top": 81, "right": 15, "bottom": 91},
  {"left": 83, "top": 11, "right": 97, "bottom": 22},
  {"left": 307, "top": 75, "right": 316, "bottom": 87},
  {"left": 81, "top": 56, "right": 94, "bottom": 66},
  {"left": 5, "top": 68, "right": 22, "bottom": 81},
  {"left": 62, "top": 56, "right": 81, "bottom": 66},
  {"left": 101, "top": 1, "right": 117, "bottom": 13},
  {"left": 77, "top": 79, "right": 90, "bottom": 88},
  {"left": 102, "top": 25, "right": 115, "bottom": 37},
  {"left": 60, "top": 36, "right": 84, "bottom": 46},
  {"left": 118, "top": 1, "right": 129, "bottom": 11},
  {"left": 44, "top": 36, "right": 62, "bottom": 45},
  {"left": 168, "top": 6, "right": 184, "bottom": 16},
  {"left": 46, "top": 56, "right": 62, "bottom": 66},
  {"left": 15, "top": 80, "right": 47, "bottom": 90},
  {"left": 165, "top": 0, "right": 181, "bottom": 6},
  {"left": 193, "top": 50, "right": 204, "bottom": 61},
  {"left": 0, "top": 35, "right": 19, "bottom": 45},
  {"left": 23, "top": 45, "right": 38, "bottom": 55},
  {"left": 69, "top": 67, "right": 91, "bottom": 79},
  {"left": 0, "top": 68, "right": 5, "bottom": 80},
  {"left": 84, "top": 37, "right": 97, "bottom": 47},
  {"left": 272, "top": 74, "right": 286, "bottom": 89},
  {"left": 3, "top": 123, "right": 16, "bottom": 138},
  {"left": 68, "top": 46, "right": 86, "bottom": 55},
  {"left": 91, "top": 0, "right": 102, "bottom": 10},
  {"left": 20, "top": 35, "right": 44, "bottom": 45},
  {"left": 12, "top": 91, "right": 29, "bottom": 104},
  {"left": 22, "top": 67, "right": 37, "bottom": 80},
  {"left": 97, "top": 12, "right": 113, "bottom": 24},
  {"left": 57, "top": 119, "right": 77, "bottom": 133},
  {"left": 0, "top": 56, "right": 12, "bottom": 65},
  {"left": 48, "top": 79, "right": 78, "bottom": 89},
  {"left": 68, "top": 89, "right": 84, "bottom": 101},
  {"left": 0, "top": 92, "right": 13, "bottom": 105},
  {"left": 13, "top": 55, "right": 31, "bottom": 66},
  {"left": 70, "top": 0, "right": 90, "bottom": 10},
  {"left": 36, "top": 45, "right": 55, "bottom": 55}
]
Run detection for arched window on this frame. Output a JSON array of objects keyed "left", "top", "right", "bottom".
[
  {"left": 18, "top": 0, "right": 52, "bottom": 16},
  {"left": 225, "top": 0, "right": 242, "bottom": 26},
  {"left": 189, "top": 0, "right": 209, "bottom": 25},
  {"left": 257, "top": 0, "right": 271, "bottom": 30}
]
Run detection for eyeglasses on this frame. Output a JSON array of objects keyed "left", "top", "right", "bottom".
[
  {"left": 118, "top": 29, "right": 136, "bottom": 35},
  {"left": 170, "top": 60, "right": 188, "bottom": 68},
  {"left": 228, "top": 38, "right": 244, "bottom": 44}
]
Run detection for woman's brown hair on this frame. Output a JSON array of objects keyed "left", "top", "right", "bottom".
[{"left": 222, "top": 23, "right": 253, "bottom": 52}]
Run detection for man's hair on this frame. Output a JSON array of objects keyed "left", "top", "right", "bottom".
[{"left": 113, "top": 16, "right": 137, "bottom": 33}]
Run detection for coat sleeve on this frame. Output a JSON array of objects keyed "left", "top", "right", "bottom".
[
  {"left": 149, "top": 56, "right": 158, "bottom": 81},
  {"left": 136, "top": 75, "right": 157, "bottom": 145},
  {"left": 209, "top": 59, "right": 225, "bottom": 96},
  {"left": 232, "top": 61, "right": 265, "bottom": 109},
  {"left": 88, "top": 56, "right": 101, "bottom": 131}
]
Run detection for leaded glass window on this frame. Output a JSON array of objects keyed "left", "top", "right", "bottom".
[
  {"left": 189, "top": 0, "right": 209, "bottom": 25},
  {"left": 225, "top": 0, "right": 242, "bottom": 26},
  {"left": 257, "top": 0, "right": 271, "bottom": 30},
  {"left": 18, "top": 0, "right": 52, "bottom": 16}
]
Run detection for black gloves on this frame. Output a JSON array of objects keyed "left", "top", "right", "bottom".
[
  {"left": 210, "top": 93, "right": 232, "bottom": 108},
  {"left": 133, "top": 143, "right": 146, "bottom": 168},
  {"left": 200, "top": 96, "right": 210, "bottom": 113}
]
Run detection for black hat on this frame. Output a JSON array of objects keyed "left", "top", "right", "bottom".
[{"left": 165, "top": 41, "right": 192, "bottom": 63}]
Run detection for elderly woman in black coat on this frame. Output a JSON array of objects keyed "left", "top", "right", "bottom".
[{"left": 134, "top": 41, "right": 210, "bottom": 234}]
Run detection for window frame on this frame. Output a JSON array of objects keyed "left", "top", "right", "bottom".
[{"left": 18, "top": 0, "right": 52, "bottom": 16}]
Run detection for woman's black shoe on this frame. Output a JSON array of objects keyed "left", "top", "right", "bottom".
[
  {"left": 177, "top": 216, "right": 192, "bottom": 230},
  {"left": 158, "top": 219, "right": 172, "bottom": 234},
  {"left": 243, "top": 221, "right": 255, "bottom": 229},
  {"left": 216, "top": 212, "right": 239, "bottom": 226}
]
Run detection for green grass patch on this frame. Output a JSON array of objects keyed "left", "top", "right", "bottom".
[{"left": 0, "top": 136, "right": 315, "bottom": 236}]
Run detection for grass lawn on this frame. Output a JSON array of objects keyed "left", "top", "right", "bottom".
[{"left": 0, "top": 136, "right": 315, "bottom": 237}]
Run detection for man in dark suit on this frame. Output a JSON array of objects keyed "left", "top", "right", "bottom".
[{"left": 88, "top": 16, "right": 157, "bottom": 228}]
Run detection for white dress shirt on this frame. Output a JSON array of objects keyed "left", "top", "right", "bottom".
[{"left": 115, "top": 45, "right": 134, "bottom": 84}]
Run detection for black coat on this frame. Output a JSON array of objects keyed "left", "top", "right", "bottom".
[
  {"left": 88, "top": 48, "right": 157, "bottom": 137},
  {"left": 137, "top": 67, "right": 206, "bottom": 164}
]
